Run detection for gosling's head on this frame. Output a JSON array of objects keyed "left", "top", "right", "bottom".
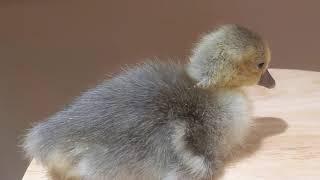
[{"left": 187, "top": 24, "right": 275, "bottom": 89}]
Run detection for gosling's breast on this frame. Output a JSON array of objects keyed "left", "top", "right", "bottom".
[{"left": 214, "top": 89, "right": 252, "bottom": 148}]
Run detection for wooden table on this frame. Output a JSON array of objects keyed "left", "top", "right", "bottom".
[{"left": 23, "top": 69, "right": 320, "bottom": 180}]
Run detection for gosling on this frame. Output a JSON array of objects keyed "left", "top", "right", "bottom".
[{"left": 23, "top": 24, "right": 275, "bottom": 180}]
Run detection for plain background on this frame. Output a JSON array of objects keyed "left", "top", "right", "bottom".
[{"left": 1, "top": 1, "right": 320, "bottom": 179}]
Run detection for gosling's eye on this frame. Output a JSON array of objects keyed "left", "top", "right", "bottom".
[{"left": 257, "top": 62, "right": 265, "bottom": 69}]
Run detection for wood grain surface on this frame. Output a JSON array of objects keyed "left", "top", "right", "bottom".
[{"left": 22, "top": 69, "right": 320, "bottom": 180}]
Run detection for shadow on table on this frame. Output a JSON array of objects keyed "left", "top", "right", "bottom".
[{"left": 217, "top": 117, "right": 288, "bottom": 179}]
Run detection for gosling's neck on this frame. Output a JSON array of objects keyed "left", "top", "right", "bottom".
[
  {"left": 185, "top": 59, "right": 204, "bottom": 85},
  {"left": 186, "top": 56, "right": 236, "bottom": 88}
]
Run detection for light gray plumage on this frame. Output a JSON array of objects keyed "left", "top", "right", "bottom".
[{"left": 23, "top": 24, "right": 274, "bottom": 180}]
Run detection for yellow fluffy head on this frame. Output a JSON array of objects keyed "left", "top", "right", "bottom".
[{"left": 187, "top": 24, "right": 274, "bottom": 89}]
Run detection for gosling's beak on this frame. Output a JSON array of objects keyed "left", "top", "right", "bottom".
[{"left": 258, "top": 69, "right": 275, "bottom": 88}]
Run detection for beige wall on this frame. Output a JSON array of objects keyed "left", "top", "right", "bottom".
[{"left": 1, "top": 1, "right": 320, "bottom": 179}]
